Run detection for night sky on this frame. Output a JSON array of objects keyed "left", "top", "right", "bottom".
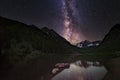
[{"left": 0, "top": 0, "right": 120, "bottom": 44}]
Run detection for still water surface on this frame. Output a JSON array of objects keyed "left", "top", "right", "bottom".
[{"left": 52, "top": 60, "right": 107, "bottom": 80}]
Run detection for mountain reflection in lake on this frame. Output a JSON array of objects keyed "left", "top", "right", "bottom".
[{"left": 52, "top": 60, "right": 107, "bottom": 80}]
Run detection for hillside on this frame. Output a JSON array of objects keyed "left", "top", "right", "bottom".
[
  {"left": 0, "top": 16, "right": 80, "bottom": 65},
  {"left": 100, "top": 24, "right": 120, "bottom": 51}
]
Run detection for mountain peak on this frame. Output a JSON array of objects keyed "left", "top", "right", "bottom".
[
  {"left": 41, "top": 27, "right": 50, "bottom": 31},
  {"left": 110, "top": 24, "right": 120, "bottom": 31}
]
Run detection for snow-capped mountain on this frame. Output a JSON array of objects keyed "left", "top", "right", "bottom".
[{"left": 76, "top": 40, "right": 101, "bottom": 48}]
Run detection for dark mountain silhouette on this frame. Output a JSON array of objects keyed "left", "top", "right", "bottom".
[
  {"left": 0, "top": 16, "right": 81, "bottom": 64},
  {"left": 100, "top": 24, "right": 120, "bottom": 51}
]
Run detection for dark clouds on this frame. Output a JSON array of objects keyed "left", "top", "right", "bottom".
[{"left": 0, "top": 0, "right": 120, "bottom": 42}]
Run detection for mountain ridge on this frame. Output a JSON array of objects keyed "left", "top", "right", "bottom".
[
  {"left": 0, "top": 16, "right": 80, "bottom": 65},
  {"left": 99, "top": 24, "right": 120, "bottom": 51}
]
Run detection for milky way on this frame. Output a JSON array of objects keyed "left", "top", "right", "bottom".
[
  {"left": 62, "top": 0, "right": 84, "bottom": 44},
  {"left": 1, "top": 0, "right": 120, "bottom": 44}
]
